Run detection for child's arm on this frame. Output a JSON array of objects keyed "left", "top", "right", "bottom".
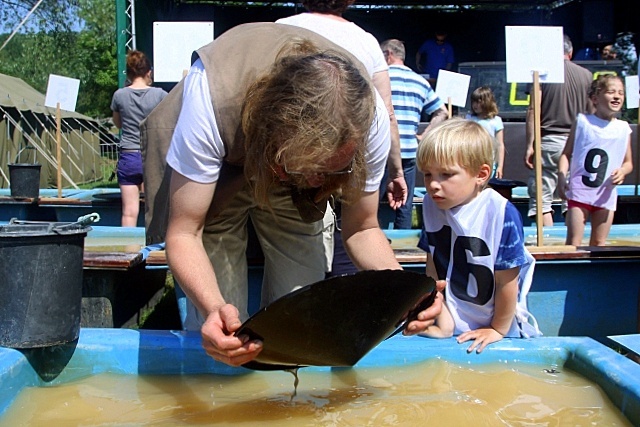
[
  {"left": 495, "top": 129, "right": 505, "bottom": 179},
  {"left": 417, "top": 255, "right": 454, "bottom": 338},
  {"left": 456, "top": 267, "right": 519, "bottom": 353},
  {"left": 489, "top": 267, "right": 519, "bottom": 335},
  {"left": 611, "top": 135, "right": 634, "bottom": 185},
  {"left": 557, "top": 121, "right": 577, "bottom": 200}
]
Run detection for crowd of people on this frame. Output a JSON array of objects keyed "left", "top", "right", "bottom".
[{"left": 109, "top": 5, "right": 634, "bottom": 363}]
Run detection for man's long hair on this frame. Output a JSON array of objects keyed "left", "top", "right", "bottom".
[{"left": 242, "top": 39, "right": 375, "bottom": 208}]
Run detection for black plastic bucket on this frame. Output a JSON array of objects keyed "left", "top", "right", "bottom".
[
  {"left": 0, "top": 220, "right": 91, "bottom": 348},
  {"left": 8, "top": 163, "right": 41, "bottom": 199}
]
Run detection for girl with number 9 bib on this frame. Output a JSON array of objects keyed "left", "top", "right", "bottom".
[
  {"left": 558, "top": 75, "right": 633, "bottom": 246},
  {"left": 416, "top": 118, "right": 541, "bottom": 354}
]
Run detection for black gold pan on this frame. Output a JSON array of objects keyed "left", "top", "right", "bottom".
[{"left": 235, "top": 269, "right": 436, "bottom": 371}]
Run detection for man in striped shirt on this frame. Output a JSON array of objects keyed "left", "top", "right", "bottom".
[{"left": 380, "top": 39, "right": 448, "bottom": 229}]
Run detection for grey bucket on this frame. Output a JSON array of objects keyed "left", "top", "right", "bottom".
[
  {"left": 8, "top": 163, "right": 41, "bottom": 199},
  {"left": 0, "top": 219, "right": 92, "bottom": 348}
]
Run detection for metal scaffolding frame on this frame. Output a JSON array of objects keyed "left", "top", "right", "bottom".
[{"left": 116, "top": 0, "right": 137, "bottom": 88}]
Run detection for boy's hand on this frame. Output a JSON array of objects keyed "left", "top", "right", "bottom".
[{"left": 456, "top": 327, "right": 504, "bottom": 354}]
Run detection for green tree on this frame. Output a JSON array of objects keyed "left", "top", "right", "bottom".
[
  {"left": 74, "top": 0, "right": 118, "bottom": 118},
  {"left": 0, "top": 0, "right": 117, "bottom": 118}
]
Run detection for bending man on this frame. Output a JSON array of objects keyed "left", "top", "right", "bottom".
[{"left": 141, "top": 23, "right": 442, "bottom": 367}]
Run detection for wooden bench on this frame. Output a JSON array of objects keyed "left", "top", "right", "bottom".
[
  {"left": 81, "top": 250, "right": 165, "bottom": 329},
  {"left": 145, "top": 245, "right": 640, "bottom": 266}
]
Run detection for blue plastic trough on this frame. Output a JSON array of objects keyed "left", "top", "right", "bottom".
[
  {"left": 50, "top": 189, "right": 144, "bottom": 227},
  {"left": 0, "top": 330, "right": 639, "bottom": 425},
  {"left": 83, "top": 224, "right": 146, "bottom": 252},
  {"left": 0, "top": 188, "right": 144, "bottom": 226},
  {"left": 0, "top": 189, "right": 84, "bottom": 222}
]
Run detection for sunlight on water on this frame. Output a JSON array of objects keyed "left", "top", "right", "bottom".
[{"left": 83, "top": 237, "right": 145, "bottom": 253}]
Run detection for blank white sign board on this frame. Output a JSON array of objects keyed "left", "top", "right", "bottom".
[
  {"left": 435, "top": 70, "right": 471, "bottom": 107},
  {"left": 44, "top": 74, "right": 80, "bottom": 112},
  {"left": 625, "top": 75, "right": 639, "bottom": 109},
  {"left": 153, "top": 21, "right": 214, "bottom": 82},
  {"left": 505, "top": 26, "right": 564, "bottom": 84}
]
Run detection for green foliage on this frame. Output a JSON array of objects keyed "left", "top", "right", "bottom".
[
  {"left": 0, "top": 0, "right": 117, "bottom": 119},
  {"left": 0, "top": 32, "right": 82, "bottom": 93}
]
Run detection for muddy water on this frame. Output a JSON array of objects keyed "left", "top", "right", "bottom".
[
  {"left": 1, "top": 359, "right": 631, "bottom": 426},
  {"left": 83, "top": 237, "right": 144, "bottom": 253}
]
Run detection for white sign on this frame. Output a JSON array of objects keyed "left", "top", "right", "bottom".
[
  {"left": 505, "top": 26, "right": 565, "bottom": 83},
  {"left": 44, "top": 74, "right": 80, "bottom": 112},
  {"left": 625, "top": 75, "right": 639, "bottom": 109},
  {"left": 153, "top": 21, "right": 214, "bottom": 82},
  {"left": 434, "top": 70, "right": 471, "bottom": 107}
]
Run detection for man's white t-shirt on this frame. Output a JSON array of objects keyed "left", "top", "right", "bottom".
[
  {"left": 166, "top": 58, "right": 390, "bottom": 192},
  {"left": 276, "top": 13, "right": 387, "bottom": 78}
]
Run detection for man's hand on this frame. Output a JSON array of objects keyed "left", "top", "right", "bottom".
[
  {"left": 404, "top": 279, "right": 445, "bottom": 334},
  {"left": 386, "top": 176, "right": 408, "bottom": 209},
  {"left": 524, "top": 146, "right": 535, "bottom": 170},
  {"left": 200, "top": 304, "right": 263, "bottom": 367}
]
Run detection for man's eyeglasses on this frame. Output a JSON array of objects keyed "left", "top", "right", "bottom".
[{"left": 284, "top": 160, "right": 354, "bottom": 177}]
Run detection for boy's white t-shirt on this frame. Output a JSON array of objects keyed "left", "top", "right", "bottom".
[
  {"left": 421, "top": 188, "right": 540, "bottom": 338},
  {"left": 166, "top": 58, "right": 390, "bottom": 192}
]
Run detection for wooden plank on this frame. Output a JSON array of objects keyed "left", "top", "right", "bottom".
[
  {"left": 526, "top": 245, "right": 591, "bottom": 260},
  {"left": 0, "top": 196, "right": 35, "bottom": 204},
  {"left": 38, "top": 197, "right": 92, "bottom": 206},
  {"left": 146, "top": 249, "right": 432, "bottom": 266},
  {"left": 527, "top": 245, "right": 577, "bottom": 253},
  {"left": 83, "top": 251, "right": 143, "bottom": 269},
  {"left": 394, "top": 250, "right": 427, "bottom": 264},
  {"left": 146, "top": 245, "right": 640, "bottom": 267},
  {"left": 146, "top": 250, "right": 168, "bottom": 265},
  {"left": 575, "top": 246, "right": 640, "bottom": 259}
]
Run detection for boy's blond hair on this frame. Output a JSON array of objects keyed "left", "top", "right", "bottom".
[{"left": 416, "top": 118, "right": 494, "bottom": 175}]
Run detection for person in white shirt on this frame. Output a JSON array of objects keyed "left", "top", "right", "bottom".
[{"left": 142, "top": 24, "right": 444, "bottom": 367}]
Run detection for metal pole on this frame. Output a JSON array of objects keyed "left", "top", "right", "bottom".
[
  {"left": 130, "top": 0, "right": 137, "bottom": 50},
  {"left": 115, "top": 0, "right": 130, "bottom": 88}
]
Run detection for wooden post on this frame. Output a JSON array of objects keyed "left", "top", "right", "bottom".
[
  {"left": 635, "top": 109, "right": 639, "bottom": 196},
  {"left": 56, "top": 102, "right": 62, "bottom": 199},
  {"left": 532, "top": 71, "right": 544, "bottom": 247}
]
